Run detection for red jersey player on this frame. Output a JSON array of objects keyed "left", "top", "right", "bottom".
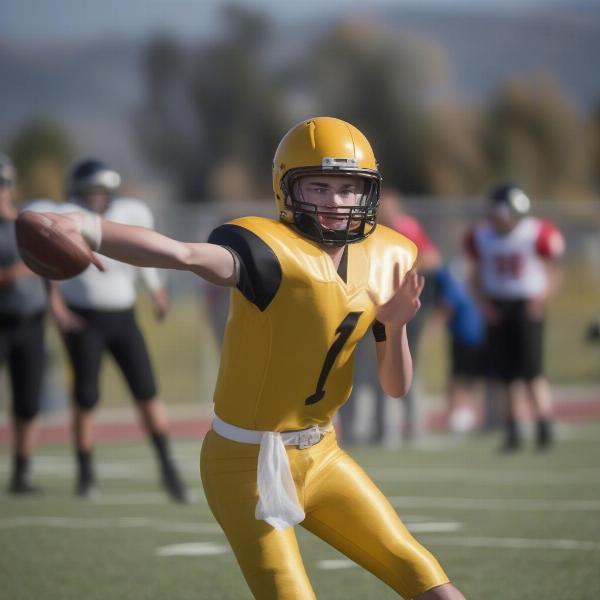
[{"left": 464, "top": 183, "right": 565, "bottom": 451}]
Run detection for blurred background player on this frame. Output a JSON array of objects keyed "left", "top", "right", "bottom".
[
  {"left": 379, "top": 188, "right": 442, "bottom": 441},
  {"left": 44, "top": 158, "right": 188, "bottom": 501},
  {"left": 0, "top": 153, "right": 47, "bottom": 494},
  {"left": 432, "top": 261, "right": 487, "bottom": 434},
  {"left": 341, "top": 188, "right": 442, "bottom": 444},
  {"left": 464, "top": 183, "right": 565, "bottom": 451}
]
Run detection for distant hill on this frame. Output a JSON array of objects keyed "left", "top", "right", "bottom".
[
  {"left": 382, "top": 5, "right": 600, "bottom": 109},
  {"left": 1, "top": 4, "right": 598, "bottom": 176}
]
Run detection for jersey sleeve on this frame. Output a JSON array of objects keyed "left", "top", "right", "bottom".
[
  {"left": 207, "top": 224, "right": 282, "bottom": 311},
  {"left": 536, "top": 220, "right": 565, "bottom": 259}
]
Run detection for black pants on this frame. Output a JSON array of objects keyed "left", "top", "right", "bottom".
[
  {"left": 487, "top": 299, "right": 544, "bottom": 383},
  {"left": 0, "top": 312, "right": 45, "bottom": 421},
  {"left": 63, "top": 307, "right": 157, "bottom": 410}
]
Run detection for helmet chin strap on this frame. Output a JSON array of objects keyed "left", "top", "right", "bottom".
[
  {"left": 293, "top": 213, "right": 346, "bottom": 246},
  {"left": 294, "top": 211, "right": 367, "bottom": 247}
]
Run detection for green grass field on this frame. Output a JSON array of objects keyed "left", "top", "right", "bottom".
[{"left": 2, "top": 422, "right": 600, "bottom": 600}]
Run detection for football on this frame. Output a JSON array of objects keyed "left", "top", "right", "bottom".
[{"left": 15, "top": 211, "right": 92, "bottom": 280}]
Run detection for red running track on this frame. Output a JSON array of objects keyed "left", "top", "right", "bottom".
[{"left": 1, "top": 397, "right": 599, "bottom": 446}]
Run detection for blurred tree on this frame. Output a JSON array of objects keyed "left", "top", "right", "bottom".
[
  {"left": 308, "top": 19, "right": 450, "bottom": 195},
  {"left": 482, "top": 73, "right": 588, "bottom": 199},
  {"left": 425, "top": 104, "right": 487, "bottom": 196},
  {"left": 9, "top": 118, "right": 76, "bottom": 201},
  {"left": 136, "top": 5, "right": 289, "bottom": 202}
]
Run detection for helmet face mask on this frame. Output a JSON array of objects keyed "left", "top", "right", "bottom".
[
  {"left": 282, "top": 167, "right": 380, "bottom": 246},
  {"left": 273, "top": 117, "right": 382, "bottom": 247}
]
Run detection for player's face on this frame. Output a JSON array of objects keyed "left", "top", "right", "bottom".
[
  {"left": 83, "top": 190, "right": 111, "bottom": 214},
  {"left": 296, "top": 175, "right": 365, "bottom": 231},
  {"left": 490, "top": 204, "right": 517, "bottom": 235}
]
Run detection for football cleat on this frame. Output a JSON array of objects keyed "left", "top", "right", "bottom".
[{"left": 162, "top": 465, "right": 190, "bottom": 504}]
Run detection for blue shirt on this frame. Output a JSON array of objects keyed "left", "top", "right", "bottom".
[{"left": 433, "top": 266, "right": 484, "bottom": 346}]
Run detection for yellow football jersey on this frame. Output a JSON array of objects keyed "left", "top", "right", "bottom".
[{"left": 208, "top": 217, "right": 417, "bottom": 431}]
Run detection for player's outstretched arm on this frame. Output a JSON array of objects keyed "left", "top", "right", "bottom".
[
  {"left": 46, "top": 212, "right": 237, "bottom": 287},
  {"left": 100, "top": 219, "right": 236, "bottom": 286}
]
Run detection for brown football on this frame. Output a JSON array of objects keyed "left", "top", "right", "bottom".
[{"left": 15, "top": 211, "right": 92, "bottom": 280}]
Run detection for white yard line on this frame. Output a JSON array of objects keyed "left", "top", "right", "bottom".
[
  {"left": 0, "top": 516, "right": 459, "bottom": 535},
  {"left": 421, "top": 536, "right": 600, "bottom": 552},
  {"left": 2, "top": 491, "right": 201, "bottom": 505},
  {"left": 316, "top": 535, "right": 600, "bottom": 569},
  {"left": 3, "top": 516, "right": 596, "bottom": 558},
  {"left": 317, "top": 559, "right": 356, "bottom": 570},
  {"left": 93, "top": 491, "right": 204, "bottom": 505},
  {"left": 389, "top": 496, "right": 600, "bottom": 511},
  {"left": 406, "top": 522, "right": 463, "bottom": 533},
  {"left": 0, "top": 461, "right": 199, "bottom": 481},
  {"left": 0, "top": 516, "right": 221, "bottom": 533},
  {"left": 371, "top": 467, "right": 600, "bottom": 486},
  {"left": 156, "top": 542, "right": 229, "bottom": 557}
]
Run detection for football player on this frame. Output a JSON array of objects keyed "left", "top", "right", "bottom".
[
  {"left": 378, "top": 189, "right": 442, "bottom": 441},
  {"left": 32, "top": 159, "right": 188, "bottom": 502},
  {"left": 464, "top": 183, "right": 565, "bottom": 451},
  {"left": 39, "top": 118, "right": 466, "bottom": 599},
  {"left": 0, "top": 154, "right": 47, "bottom": 494}
]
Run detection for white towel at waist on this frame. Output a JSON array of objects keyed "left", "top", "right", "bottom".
[{"left": 211, "top": 416, "right": 332, "bottom": 530}]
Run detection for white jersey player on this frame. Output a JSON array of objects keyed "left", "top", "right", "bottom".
[
  {"left": 464, "top": 183, "right": 565, "bottom": 451},
  {"left": 30, "top": 159, "right": 188, "bottom": 501}
]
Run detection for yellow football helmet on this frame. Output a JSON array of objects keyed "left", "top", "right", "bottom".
[{"left": 272, "top": 117, "right": 382, "bottom": 246}]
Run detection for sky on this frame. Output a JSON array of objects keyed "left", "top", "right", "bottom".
[{"left": 0, "top": 0, "right": 574, "bottom": 45}]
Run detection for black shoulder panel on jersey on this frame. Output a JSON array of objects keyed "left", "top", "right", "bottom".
[
  {"left": 372, "top": 319, "right": 386, "bottom": 342},
  {"left": 208, "top": 224, "right": 282, "bottom": 311}
]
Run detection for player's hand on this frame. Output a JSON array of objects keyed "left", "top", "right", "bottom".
[
  {"left": 41, "top": 212, "right": 105, "bottom": 272},
  {"left": 368, "top": 265, "right": 424, "bottom": 327},
  {"left": 152, "top": 287, "right": 169, "bottom": 322},
  {"left": 50, "top": 303, "right": 87, "bottom": 334}
]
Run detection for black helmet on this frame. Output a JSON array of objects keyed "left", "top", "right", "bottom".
[
  {"left": 68, "top": 158, "right": 121, "bottom": 199},
  {"left": 0, "top": 153, "right": 15, "bottom": 187},
  {"left": 488, "top": 182, "right": 531, "bottom": 218}
]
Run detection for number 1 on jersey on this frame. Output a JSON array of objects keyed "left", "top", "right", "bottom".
[{"left": 305, "top": 311, "right": 363, "bottom": 405}]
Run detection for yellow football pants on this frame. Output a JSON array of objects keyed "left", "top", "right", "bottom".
[{"left": 200, "top": 429, "right": 449, "bottom": 600}]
